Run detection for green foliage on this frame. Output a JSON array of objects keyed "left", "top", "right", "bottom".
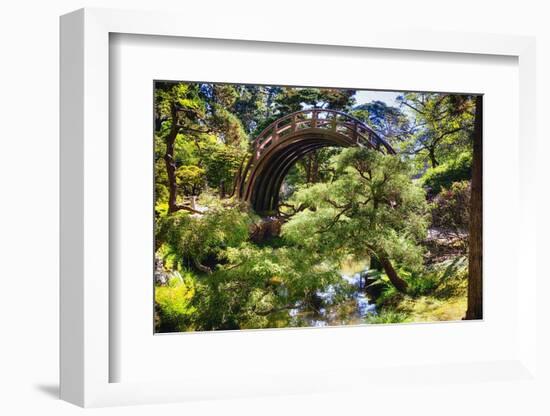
[
  {"left": 173, "top": 132, "right": 204, "bottom": 166},
  {"left": 155, "top": 272, "right": 198, "bottom": 332},
  {"left": 375, "top": 283, "right": 399, "bottom": 307},
  {"left": 154, "top": 81, "right": 250, "bottom": 213},
  {"left": 274, "top": 87, "right": 356, "bottom": 113},
  {"left": 422, "top": 152, "right": 472, "bottom": 195},
  {"left": 278, "top": 147, "right": 342, "bottom": 201},
  {"left": 367, "top": 267, "right": 441, "bottom": 299},
  {"left": 368, "top": 255, "right": 467, "bottom": 307},
  {"left": 198, "top": 84, "right": 249, "bottom": 147},
  {"left": 351, "top": 100, "right": 411, "bottom": 145},
  {"left": 430, "top": 180, "right": 471, "bottom": 240},
  {"left": 404, "top": 270, "right": 441, "bottom": 297},
  {"left": 155, "top": 82, "right": 206, "bottom": 121},
  {"left": 233, "top": 85, "right": 270, "bottom": 134},
  {"left": 251, "top": 87, "right": 357, "bottom": 137},
  {"left": 202, "top": 143, "right": 245, "bottom": 195},
  {"left": 155, "top": 201, "right": 169, "bottom": 217},
  {"left": 156, "top": 207, "right": 254, "bottom": 271},
  {"left": 210, "top": 106, "right": 248, "bottom": 147},
  {"left": 155, "top": 184, "right": 169, "bottom": 207},
  {"left": 398, "top": 93, "right": 475, "bottom": 169},
  {"left": 191, "top": 243, "right": 340, "bottom": 330},
  {"left": 176, "top": 165, "right": 206, "bottom": 196},
  {"left": 152, "top": 83, "right": 475, "bottom": 331},
  {"left": 365, "top": 310, "right": 409, "bottom": 324},
  {"left": 282, "top": 148, "right": 430, "bottom": 272},
  {"left": 435, "top": 256, "right": 468, "bottom": 282}
]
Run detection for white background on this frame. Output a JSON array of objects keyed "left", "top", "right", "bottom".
[{"left": 1, "top": 1, "right": 549, "bottom": 415}]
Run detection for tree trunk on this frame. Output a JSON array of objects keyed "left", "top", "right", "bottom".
[
  {"left": 311, "top": 152, "right": 320, "bottom": 183},
  {"left": 378, "top": 255, "right": 408, "bottom": 293},
  {"left": 465, "top": 95, "right": 483, "bottom": 320},
  {"left": 164, "top": 105, "right": 179, "bottom": 214},
  {"left": 370, "top": 255, "right": 383, "bottom": 271},
  {"left": 305, "top": 155, "right": 312, "bottom": 183},
  {"left": 193, "top": 258, "right": 212, "bottom": 274},
  {"left": 428, "top": 148, "right": 438, "bottom": 168}
]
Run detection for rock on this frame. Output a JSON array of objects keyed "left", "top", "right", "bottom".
[{"left": 154, "top": 255, "right": 169, "bottom": 285}]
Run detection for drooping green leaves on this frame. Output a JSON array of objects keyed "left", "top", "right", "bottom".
[{"left": 282, "top": 148, "right": 430, "bottom": 271}]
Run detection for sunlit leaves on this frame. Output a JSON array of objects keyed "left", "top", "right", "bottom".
[
  {"left": 176, "top": 165, "right": 206, "bottom": 196},
  {"left": 397, "top": 92, "right": 475, "bottom": 169},
  {"left": 282, "top": 148, "right": 430, "bottom": 271}
]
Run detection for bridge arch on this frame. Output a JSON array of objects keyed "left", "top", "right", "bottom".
[{"left": 235, "top": 109, "right": 395, "bottom": 213}]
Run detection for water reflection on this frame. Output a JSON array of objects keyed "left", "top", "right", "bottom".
[{"left": 289, "top": 270, "right": 377, "bottom": 327}]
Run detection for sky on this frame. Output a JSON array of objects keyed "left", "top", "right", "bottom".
[{"left": 354, "top": 90, "right": 403, "bottom": 107}]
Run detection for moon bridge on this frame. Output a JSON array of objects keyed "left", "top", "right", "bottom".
[{"left": 235, "top": 109, "right": 395, "bottom": 213}]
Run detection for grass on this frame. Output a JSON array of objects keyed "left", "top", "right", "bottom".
[
  {"left": 394, "top": 292, "right": 466, "bottom": 322},
  {"left": 365, "top": 310, "right": 410, "bottom": 324},
  {"left": 370, "top": 257, "right": 469, "bottom": 323}
]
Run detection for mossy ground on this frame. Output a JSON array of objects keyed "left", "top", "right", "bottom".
[{"left": 382, "top": 276, "right": 468, "bottom": 323}]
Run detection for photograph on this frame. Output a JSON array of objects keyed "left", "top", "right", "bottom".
[
  {"left": 153, "top": 81, "right": 483, "bottom": 333},
  {"left": 2, "top": 0, "right": 546, "bottom": 412}
]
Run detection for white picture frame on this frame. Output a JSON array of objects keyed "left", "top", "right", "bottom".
[{"left": 60, "top": 7, "right": 538, "bottom": 408}]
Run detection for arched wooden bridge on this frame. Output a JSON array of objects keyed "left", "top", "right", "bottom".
[{"left": 235, "top": 109, "right": 395, "bottom": 213}]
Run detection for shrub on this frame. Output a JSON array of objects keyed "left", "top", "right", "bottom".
[
  {"left": 375, "top": 283, "right": 400, "bottom": 307},
  {"left": 365, "top": 310, "right": 410, "bottom": 324},
  {"left": 431, "top": 180, "right": 470, "bottom": 245},
  {"left": 367, "top": 267, "right": 440, "bottom": 300},
  {"left": 155, "top": 273, "right": 198, "bottom": 332},
  {"left": 422, "top": 152, "right": 472, "bottom": 195},
  {"left": 405, "top": 271, "right": 440, "bottom": 297},
  {"left": 436, "top": 255, "right": 468, "bottom": 282},
  {"left": 202, "top": 143, "right": 245, "bottom": 196},
  {"left": 156, "top": 206, "right": 254, "bottom": 272},
  {"left": 176, "top": 165, "right": 206, "bottom": 196}
]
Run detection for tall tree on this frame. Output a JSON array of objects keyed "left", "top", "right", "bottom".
[
  {"left": 398, "top": 93, "right": 475, "bottom": 168},
  {"left": 154, "top": 82, "right": 248, "bottom": 213},
  {"left": 155, "top": 82, "right": 207, "bottom": 213},
  {"left": 351, "top": 100, "right": 412, "bottom": 146},
  {"left": 274, "top": 87, "right": 356, "bottom": 113},
  {"left": 282, "top": 148, "right": 429, "bottom": 293},
  {"left": 232, "top": 85, "right": 269, "bottom": 134},
  {"left": 465, "top": 95, "right": 483, "bottom": 319}
]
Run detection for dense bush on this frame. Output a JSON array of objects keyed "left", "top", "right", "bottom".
[
  {"left": 422, "top": 152, "right": 472, "bottom": 195},
  {"left": 405, "top": 271, "right": 441, "bottom": 297},
  {"left": 155, "top": 273, "right": 197, "bottom": 332},
  {"left": 366, "top": 266, "right": 444, "bottom": 302},
  {"left": 176, "top": 165, "right": 206, "bottom": 197},
  {"left": 431, "top": 180, "right": 470, "bottom": 243},
  {"left": 365, "top": 310, "right": 409, "bottom": 324},
  {"left": 282, "top": 148, "right": 430, "bottom": 274},
  {"left": 156, "top": 206, "right": 254, "bottom": 272},
  {"left": 202, "top": 143, "right": 245, "bottom": 196},
  {"left": 192, "top": 244, "right": 341, "bottom": 331}
]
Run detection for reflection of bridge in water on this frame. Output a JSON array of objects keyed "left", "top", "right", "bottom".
[{"left": 235, "top": 109, "right": 395, "bottom": 213}]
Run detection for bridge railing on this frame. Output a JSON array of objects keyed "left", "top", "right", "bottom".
[{"left": 253, "top": 109, "right": 394, "bottom": 160}]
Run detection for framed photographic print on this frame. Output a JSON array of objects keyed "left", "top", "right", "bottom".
[
  {"left": 151, "top": 80, "right": 482, "bottom": 334},
  {"left": 60, "top": 7, "right": 539, "bottom": 408}
]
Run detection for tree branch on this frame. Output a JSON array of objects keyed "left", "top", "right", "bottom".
[
  {"left": 171, "top": 204, "right": 204, "bottom": 215},
  {"left": 315, "top": 205, "right": 351, "bottom": 234},
  {"left": 400, "top": 100, "right": 425, "bottom": 114}
]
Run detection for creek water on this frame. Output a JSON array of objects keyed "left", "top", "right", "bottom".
[{"left": 289, "top": 269, "right": 377, "bottom": 327}]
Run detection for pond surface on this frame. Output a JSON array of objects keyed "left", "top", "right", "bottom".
[{"left": 289, "top": 267, "right": 377, "bottom": 327}]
